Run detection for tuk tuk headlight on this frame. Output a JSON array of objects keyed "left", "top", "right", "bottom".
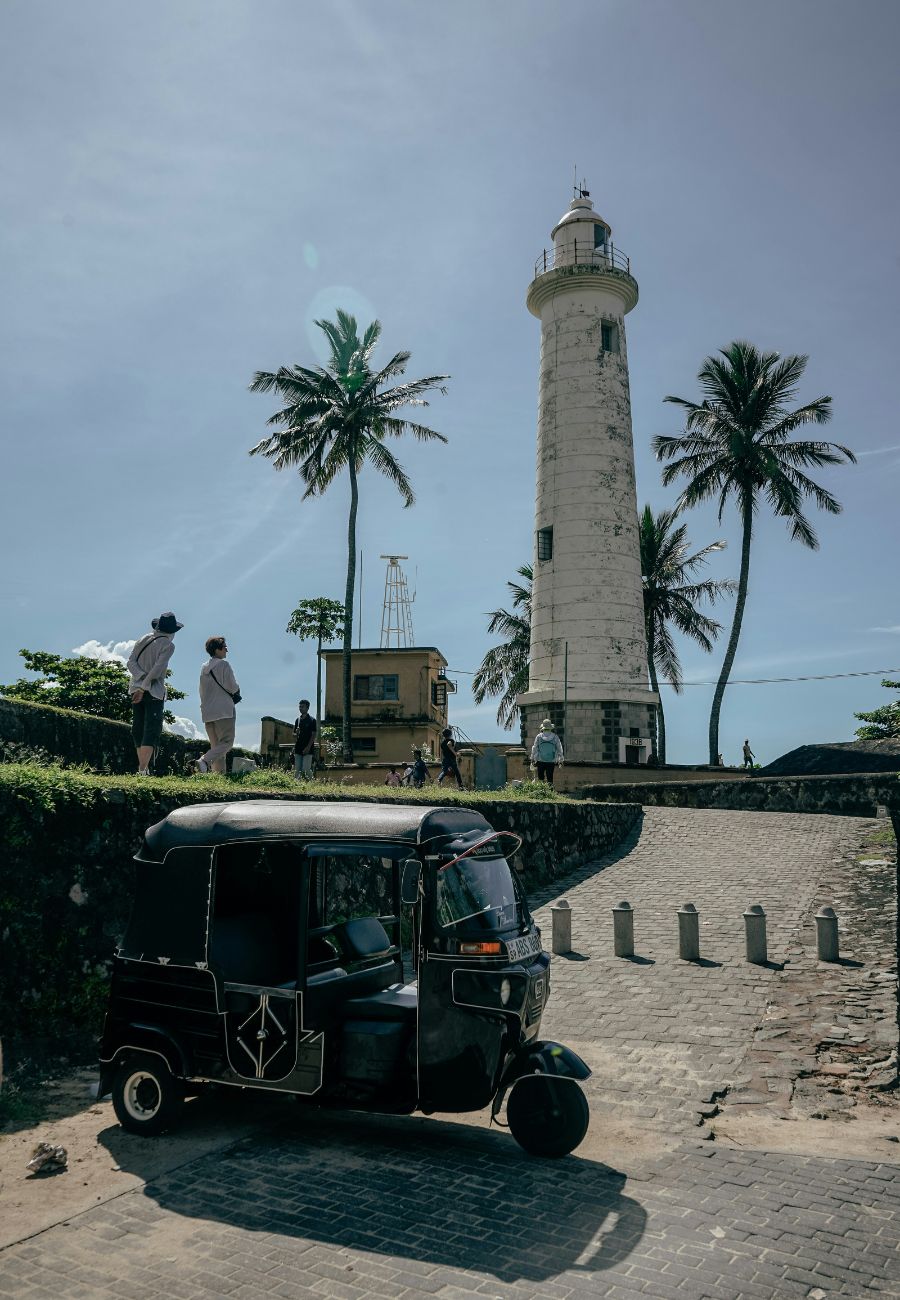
[{"left": 499, "top": 978, "right": 512, "bottom": 1007}]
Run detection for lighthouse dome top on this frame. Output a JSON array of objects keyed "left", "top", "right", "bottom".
[{"left": 551, "top": 195, "right": 611, "bottom": 241}]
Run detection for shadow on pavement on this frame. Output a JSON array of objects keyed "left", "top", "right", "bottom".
[{"left": 102, "top": 1102, "right": 647, "bottom": 1283}]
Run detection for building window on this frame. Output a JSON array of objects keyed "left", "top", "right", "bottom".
[
  {"left": 353, "top": 674, "right": 399, "bottom": 701},
  {"left": 432, "top": 680, "right": 448, "bottom": 709},
  {"left": 601, "top": 321, "right": 619, "bottom": 353},
  {"left": 593, "top": 223, "right": 609, "bottom": 249},
  {"left": 537, "top": 526, "right": 553, "bottom": 562},
  {"left": 351, "top": 736, "right": 377, "bottom": 752}
]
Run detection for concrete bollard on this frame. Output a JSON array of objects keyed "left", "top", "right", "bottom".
[
  {"left": 815, "top": 905, "right": 840, "bottom": 962},
  {"left": 677, "top": 903, "right": 700, "bottom": 961},
  {"left": 612, "top": 901, "right": 634, "bottom": 958},
  {"left": 743, "top": 904, "right": 768, "bottom": 964},
  {"left": 551, "top": 899, "right": 572, "bottom": 955}
]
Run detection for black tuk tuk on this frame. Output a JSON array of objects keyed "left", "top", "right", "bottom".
[{"left": 99, "top": 800, "right": 591, "bottom": 1157}]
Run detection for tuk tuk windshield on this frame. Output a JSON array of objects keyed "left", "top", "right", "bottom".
[{"left": 437, "top": 853, "right": 524, "bottom": 930}]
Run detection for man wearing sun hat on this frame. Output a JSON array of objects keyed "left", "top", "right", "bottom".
[
  {"left": 530, "top": 717, "right": 564, "bottom": 786},
  {"left": 126, "top": 611, "right": 183, "bottom": 774}
]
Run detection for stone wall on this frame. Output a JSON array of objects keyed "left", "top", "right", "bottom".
[
  {"left": 0, "top": 775, "right": 640, "bottom": 1073},
  {"left": 581, "top": 772, "right": 900, "bottom": 817}
]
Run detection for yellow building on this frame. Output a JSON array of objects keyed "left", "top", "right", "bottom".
[
  {"left": 323, "top": 645, "right": 452, "bottom": 763},
  {"left": 259, "top": 646, "right": 454, "bottom": 768}
]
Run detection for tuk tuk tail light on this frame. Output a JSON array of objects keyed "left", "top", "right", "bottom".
[{"left": 459, "top": 941, "right": 502, "bottom": 956}]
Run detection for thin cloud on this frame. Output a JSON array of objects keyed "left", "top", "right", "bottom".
[
  {"left": 870, "top": 625, "right": 900, "bottom": 633},
  {"left": 856, "top": 443, "right": 900, "bottom": 457}
]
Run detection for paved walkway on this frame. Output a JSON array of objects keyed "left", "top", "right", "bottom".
[
  {"left": 531, "top": 808, "right": 896, "bottom": 1139},
  {"left": 1, "top": 808, "right": 897, "bottom": 1299}
]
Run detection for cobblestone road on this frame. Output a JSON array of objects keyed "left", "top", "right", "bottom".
[
  {"left": 1, "top": 808, "right": 897, "bottom": 1298},
  {"left": 532, "top": 808, "right": 884, "bottom": 1137}
]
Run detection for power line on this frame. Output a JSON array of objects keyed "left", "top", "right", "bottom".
[{"left": 446, "top": 666, "right": 900, "bottom": 689}]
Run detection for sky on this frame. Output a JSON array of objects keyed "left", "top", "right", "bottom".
[{"left": 1, "top": 0, "right": 898, "bottom": 761}]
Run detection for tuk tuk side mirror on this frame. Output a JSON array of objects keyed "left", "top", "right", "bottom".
[{"left": 400, "top": 859, "right": 421, "bottom": 905}]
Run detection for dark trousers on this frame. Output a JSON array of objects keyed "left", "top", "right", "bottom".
[
  {"left": 132, "top": 695, "right": 164, "bottom": 750},
  {"left": 438, "top": 761, "right": 464, "bottom": 790},
  {"left": 536, "top": 761, "right": 556, "bottom": 785}
]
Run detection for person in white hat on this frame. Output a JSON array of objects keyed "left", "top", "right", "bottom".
[
  {"left": 530, "top": 718, "right": 564, "bottom": 786},
  {"left": 126, "top": 611, "right": 183, "bottom": 775}
]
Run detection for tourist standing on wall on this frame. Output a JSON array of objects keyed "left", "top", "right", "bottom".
[
  {"left": 742, "top": 738, "right": 756, "bottom": 770},
  {"left": 437, "top": 727, "right": 464, "bottom": 790},
  {"left": 126, "top": 611, "right": 183, "bottom": 775},
  {"left": 197, "top": 636, "right": 241, "bottom": 773},
  {"left": 294, "top": 699, "right": 317, "bottom": 779},
  {"left": 530, "top": 719, "right": 564, "bottom": 786}
]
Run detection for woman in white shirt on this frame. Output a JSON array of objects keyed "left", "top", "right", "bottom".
[{"left": 196, "top": 636, "right": 241, "bottom": 773}]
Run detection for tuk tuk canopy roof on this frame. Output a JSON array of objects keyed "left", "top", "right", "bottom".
[{"left": 138, "top": 799, "right": 494, "bottom": 864}]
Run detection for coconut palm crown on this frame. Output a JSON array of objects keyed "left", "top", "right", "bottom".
[
  {"left": 639, "top": 506, "right": 735, "bottom": 764},
  {"left": 654, "top": 340, "right": 855, "bottom": 764},
  {"left": 472, "top": 564, "right": 532, "bottom": 735},
  {"left": 250, "top": 311, "right": 449, "bottom": 761}
]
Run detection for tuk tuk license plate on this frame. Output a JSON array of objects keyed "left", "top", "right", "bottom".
[{"left": 505, "top": 933, "right": 543, "bottom": 962}]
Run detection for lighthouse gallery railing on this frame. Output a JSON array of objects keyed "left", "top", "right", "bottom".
[{"left": 533, "top": 241, "right": 632, "bottom": 279}]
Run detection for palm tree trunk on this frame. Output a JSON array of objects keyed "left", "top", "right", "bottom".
[
  {"left": 342, "top": 459, "right": 358, "bottom": 763},
  {"left": 708, "top": 503, "right": 753, "bottom": 765},
  {"left": 315, "top": 630, "right": 323, "bottom": 756},
  {"left": 647, "top": 635, "right": 666, "bottom": 764}
]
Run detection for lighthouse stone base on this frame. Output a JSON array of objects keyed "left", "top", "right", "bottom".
[{"left": 522, "top": 699, "right": 657, "bottom": 765}]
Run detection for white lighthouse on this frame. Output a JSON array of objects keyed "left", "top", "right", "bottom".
[{"left": 518, "top": 189, "right": 658, "bottom": 764}]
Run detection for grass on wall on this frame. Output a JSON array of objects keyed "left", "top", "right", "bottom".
[{"left": 0, "top": 760, "right": 572, "bottom": 813}]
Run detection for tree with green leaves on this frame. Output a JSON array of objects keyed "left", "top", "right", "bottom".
[
  {"left": 655, "top": 341, "right": 855, "bottom": 764},
  {"left": 285, "top": 596, "right": 345, "bottom": 734},
  {"left": 854, "top": 679, "right": 900, "bottom": 740},
  {"left": 250, "top": 310, "right": 449, "bottom": 762},
  {"left": 472, "top": 565, "right": 532, "bottom": 736},
  {"left": 639, "top": 506, "right": 735, "bottom": 764},
  {"left": 0, "top": 649, "right": 186, "bottom": 725}
]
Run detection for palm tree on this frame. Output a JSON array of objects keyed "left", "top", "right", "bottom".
[
  {"left": 472, "top": 565, "right": 532, "bottom": 736},
  {"left": 250, "top": 311, "right": 448, "bottom": 761},
  {"left": 639, "top": 506, "right": 736, "bottom": 764},
  {"left": 655, "top": 341, "right": 855, "bottom": 764},
  {"left": 285, "top": 596, "right": 345, "bottom": 740}
]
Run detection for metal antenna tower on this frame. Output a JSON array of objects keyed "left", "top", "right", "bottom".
[{"left": 379, "top": 555, "right": 416, "bottom": 648}]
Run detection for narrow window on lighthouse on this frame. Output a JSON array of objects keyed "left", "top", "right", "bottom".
[
  {"left": 537, "top": 527, "right": 554, "bottom": 562},
  {"left": 601, "top": 321, "right": 619, "bottom": 354}
]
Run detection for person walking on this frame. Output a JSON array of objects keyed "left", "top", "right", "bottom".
[
  {"left": 437, "top": 727, "right": 464, "bottom": 789},
  {"left": 405, "top": 748, "right": 430, "bottom": 788},
  {"left": 293, "top": 699, "right": 317, "bottom": 780},
  {"left": 384, "top": 766, "right": 402, "bottom": 787},
  {"left": 530, "top": 718, "right": 564, "bottom": 786},
  {"left": 196, "top": 636, "right": 240, "bottom": 773},
  {"left": 126, "top": 611, "right": 183, "bottom": 775},
  {"left": 742, "top": 738, "right": 756, "bottom": 769}
]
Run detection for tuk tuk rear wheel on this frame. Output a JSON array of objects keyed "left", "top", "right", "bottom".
[
  {"left": 506, "top": 1075, "right": 589, "bottom": 1158},
  {"left": 112, "top": 1053, "right": 185, "bottom": 1136}
]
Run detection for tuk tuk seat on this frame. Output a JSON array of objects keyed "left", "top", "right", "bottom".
[
  {"left": 343, "top": 983, "right": 418, "bottom": 1025},
  {"left": 333, "top": 917, "right": 394, "bottom": 965}
]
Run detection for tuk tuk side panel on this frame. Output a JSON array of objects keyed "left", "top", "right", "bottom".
[
  {"left": 221, "top": 986, "right": 324, "bottom": 1091},
  {"left": 100, "top": 958, "right": 222, "bottom": 1082}
]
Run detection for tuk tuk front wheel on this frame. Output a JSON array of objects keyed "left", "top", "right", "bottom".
[
  {"left": 111, "top": 1053, "right": 185, "bottom": 1136},
  {"left": 506, "top": 1075, "right": 589, "bottom": 1158}
]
